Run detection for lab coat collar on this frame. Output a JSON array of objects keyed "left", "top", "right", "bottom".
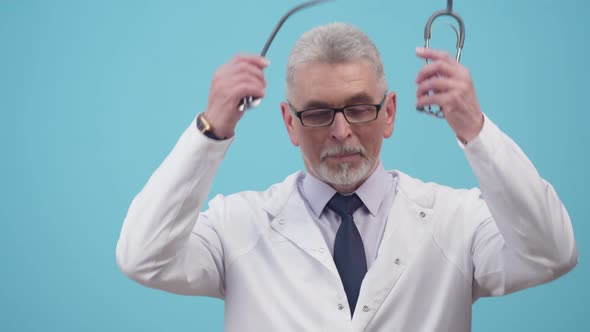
[
  {"left": 265, "top": 172, "right": 340, "bottom": 275},
  {"left": 354, "top": 171, "right": 435, "bottom": 328}
]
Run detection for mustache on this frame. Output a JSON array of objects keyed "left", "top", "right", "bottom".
[{"left": 320, "top": 144, "right": 367, "bottom": 161}]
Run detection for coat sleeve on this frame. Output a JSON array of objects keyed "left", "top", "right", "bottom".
[
  {"left": 115, "top": 118, "right": 233, "bottom": 298},
  {"left": 463, "top": 115, "right": 578, "bottom": 300}
]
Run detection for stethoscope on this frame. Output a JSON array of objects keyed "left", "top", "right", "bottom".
[
  {"left": 238, "top": 0, "right": 466, "bottom": 120},
  {"left": 416, "top": 0, "right": 465, "bottom": 118},
  {"left": 238, "top": 0, "right": 332, "bottom": 112}
]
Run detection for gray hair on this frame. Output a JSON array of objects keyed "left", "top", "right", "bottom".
[{"left": 286, "top": 22, "right": 388, "bottom": 100}]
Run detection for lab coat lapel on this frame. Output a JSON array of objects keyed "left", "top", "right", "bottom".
[
  {"left": 269, "top": 190, "right": 339, "bottom": 275},
  {"left": 354, "top": 175, "right": 434, "bottom": 329}
]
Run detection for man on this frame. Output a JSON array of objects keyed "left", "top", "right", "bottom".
[{"left": 116, "top": 23, "right": 577, "bottom": 331}]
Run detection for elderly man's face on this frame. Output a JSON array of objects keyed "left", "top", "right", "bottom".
[{"left": 281, "top": 61, "right": 396, "bottom": 192}]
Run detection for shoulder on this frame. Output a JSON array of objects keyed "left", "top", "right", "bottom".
[
  {"left": 209, "top": 171, "right": 302, "bottom": 212},
  {"left": 198, "top": 171, "right": 304, "bottom": 262},
  {"left": 200, "top": 171, "right": 303, "bottom": 232},
  {"left": 393, "top": 171, "right": 493, "bottom": 281},
  {"left": 394, "top": 170, "right": 491, "bottom": 230},
  {"left": 394, "top": 170, "right": 482, "bottom": 209}
]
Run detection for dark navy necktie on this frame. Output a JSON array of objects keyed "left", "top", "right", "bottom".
[{"left": 327, "top": 193, "right": 367, "bottom": 317}]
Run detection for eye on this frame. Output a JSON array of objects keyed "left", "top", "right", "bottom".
[
  {"left": 346, "top": 105, "right": 375, "bottom": 113},
  {"left": 345, "top": 105, "right": 377, "bottom": 121},
  {"left": 301, "top": 109, "right": 333, "bottom": 122},
  {"left": 346, "top": 105, "right": 376, "bottom": 118}
]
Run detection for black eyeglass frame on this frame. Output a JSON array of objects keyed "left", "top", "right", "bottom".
[{"left": 288, "top": 95, "right": 387, "bottom": 127}]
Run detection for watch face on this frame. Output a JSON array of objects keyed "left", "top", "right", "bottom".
[
  {"left": 197, "top": 114, "right": 210, "bottom": 132},
  {"left": 197, "top": 113, "right": 221, "bottom": 140}
]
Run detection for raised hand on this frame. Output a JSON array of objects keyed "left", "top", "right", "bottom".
[
  {"left": 204, "top": 55, "right": 269, "bottom": 139},
  {"left": 415, "top": 47, "right": 483, "bottom": 143}
]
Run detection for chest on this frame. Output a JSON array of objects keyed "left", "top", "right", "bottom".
[{"left": 222, "top": 192, "right": 473, "bottom": 331}]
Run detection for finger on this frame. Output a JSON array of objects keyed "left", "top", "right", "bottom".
[
  {"left": 415, "top": 47, "right": 454, "bottom": 63},
  {"left": 416, "top": 90, "right": 453, "bottom": 108},
  {"left": 230, "top": 62, "right": 267, "bottom": 87},
  {"left": 225, "top": 71, "right": 266, "bottom": 92},
  {"left": 232, "top": 54, "right": 270, "bottom": 69},
  {"left": 213, "top": 65, "right": 266, "bottom": 94},
  {"left": 415, "top": 60, "right": 457, "bottom": 84},
  {"left": 416, "top": 76, "right": 454, "bottom": 98},
  {"left": 233, "top": 81, "right": 266, "bottom": 100},
  {"left": 225, "top": 72, "right": 266, "bottom": 93}
]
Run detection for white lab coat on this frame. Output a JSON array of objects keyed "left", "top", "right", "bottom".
[{"left": 116, "top": 116, "right": 577, "bottom": 332}]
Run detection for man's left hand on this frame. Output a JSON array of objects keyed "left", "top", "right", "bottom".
[{"left": 415, "top": 47, "right": 484, "bottom": 143}]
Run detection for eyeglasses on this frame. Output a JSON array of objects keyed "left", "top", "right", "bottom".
[{"left": 289, "top": 95, "right": 387, "bottom": 127}]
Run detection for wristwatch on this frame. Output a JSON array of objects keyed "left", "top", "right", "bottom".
[{"left": 196, "top": 113, "right": 223, "bottom": 140}]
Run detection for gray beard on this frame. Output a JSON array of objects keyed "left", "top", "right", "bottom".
[
  {"left": 318, "top": 157, "right": 373, "bottom": 186},
  {"left": 315, "top": 143, "right": 373, "bottom": 186}
]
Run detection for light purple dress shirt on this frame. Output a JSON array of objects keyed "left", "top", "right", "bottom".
[{"left": 297, "top": 162, "right": 398, "bottom": 269}]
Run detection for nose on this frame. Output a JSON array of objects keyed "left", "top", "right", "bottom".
[{"left": 329, "top": 112, "right": 352, "bottom": 142}]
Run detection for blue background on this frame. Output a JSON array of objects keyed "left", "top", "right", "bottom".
[{"left": 1, "top": 0, "right": 588, "bottom": 331}]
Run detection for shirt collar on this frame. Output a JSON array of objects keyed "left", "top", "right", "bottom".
[
  {"left": 355, "top": 163, "right": 391, "bottom": 216},
  {"left": 301, "top": 162, "right": 392, "bottom": 218}
]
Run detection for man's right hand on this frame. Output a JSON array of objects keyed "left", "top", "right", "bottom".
[{"left": 203, "top": 55, "right": 269, "bottom": 139}]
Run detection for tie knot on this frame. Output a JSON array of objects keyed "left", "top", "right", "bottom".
[{"left": 327, "top": 193, "right": 364, "bottom": 217}]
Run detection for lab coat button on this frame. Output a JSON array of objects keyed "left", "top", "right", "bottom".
[
  {"left": 319, "top": 248, "right": 325, "bottom": 254},
  {"left": 419, "top": 211, "right": 426, "bottom": 218},
  {"left": 363, "top": 305, "right": 370, "bottom": 312},
  {"left": 337, "top": 304, "right": 344, "bottom": 310},
  {"left": 394, "top": 258, "right": 400, "bottom": 265},
  {"left": 278, "top": 218, "right": 286, "bottom": 225}
]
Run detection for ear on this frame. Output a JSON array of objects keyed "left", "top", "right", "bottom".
[
  {"left": 281, "top": 101, "right": 300, "bottom": 146},
  {"left": 382, "top": 91, "right": 397, "bottom": 139}
]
